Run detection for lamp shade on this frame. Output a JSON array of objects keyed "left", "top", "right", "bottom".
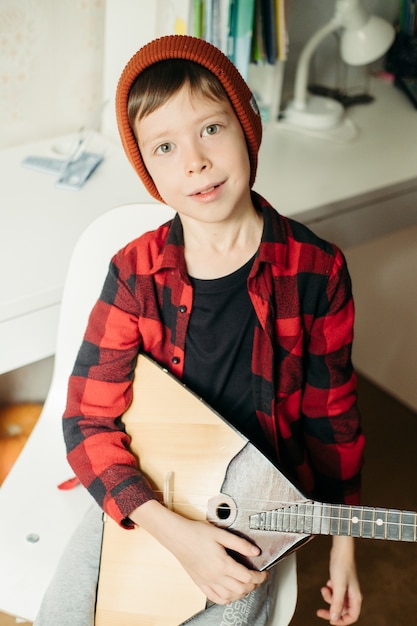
[{"left": 340, "top": 15, "right": 395, "bottom": 65}]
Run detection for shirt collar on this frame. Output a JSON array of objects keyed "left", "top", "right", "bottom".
[
  {"left": 151, "top": 192, "right": 287, "bottom": 276},
  {"left": 150, "top": 213, "right": 188, "bottom": 279},
  {"left": 252, "top": 191, "right": 288, "bottom": 270}
]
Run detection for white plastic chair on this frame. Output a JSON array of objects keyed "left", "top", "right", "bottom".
[{"left": 0, "top": 203, "right": 297, "bottom": 624}]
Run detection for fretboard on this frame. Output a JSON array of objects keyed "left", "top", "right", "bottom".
[{"left": 249, "top": 502, "right": 417, "bottom": 542}]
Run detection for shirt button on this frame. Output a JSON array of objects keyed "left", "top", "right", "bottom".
[
  {"left": 178, "top": 305, "right": 187, "bottom": 313},
  {"left": 172, "top": 356, "right": 180, "bottom": 365}
]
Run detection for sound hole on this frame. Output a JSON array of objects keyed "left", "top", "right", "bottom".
[
  {"left": 216, "top": 502, "right": 231, "bottom": 520},
  {"left": 207, "top": 494, "right": 237, "bottom": 528}
]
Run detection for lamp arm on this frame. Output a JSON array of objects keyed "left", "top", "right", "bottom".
[{"left": 293, "top": 17, "right": 341, "bottom": 110}]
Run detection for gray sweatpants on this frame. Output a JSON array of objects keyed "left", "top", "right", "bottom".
[
  {"left": 34, "top": 503, "right": 103, "bottom": 626},
  {"left": 34, "top": 503, "right": 281, "bottom": 626}
]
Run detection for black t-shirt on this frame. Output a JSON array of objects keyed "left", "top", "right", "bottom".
[{"left": 183, "top": 255, "right": 270, "bottom": 453}]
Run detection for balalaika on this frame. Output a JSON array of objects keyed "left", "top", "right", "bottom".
[{"left": 95, "top": 355, "right": 416, "bottom": 625}]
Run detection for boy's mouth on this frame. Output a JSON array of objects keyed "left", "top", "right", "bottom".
[
  {"left": 198, "top": 186, "right": 216, "bottom": 195},
  {"left": 190, "top": 181, "right": 225, "bottom": 197}
]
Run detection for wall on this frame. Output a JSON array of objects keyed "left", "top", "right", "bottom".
[
  {"left": 0, "top": 357, "right": 53, "bottom": 404},
  {"left": 101, "top": 0, "right": 158, "bottom": 140},
  {"left": 346, "top": 226, "right": 417, "bottom": 411},
  {"left": 0, "top": 0, "right": 105, "bottom": 150}
]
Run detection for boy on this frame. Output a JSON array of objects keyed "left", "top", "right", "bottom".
[{"left": 36, "top": 35, "right": 364, "bottom": 625}]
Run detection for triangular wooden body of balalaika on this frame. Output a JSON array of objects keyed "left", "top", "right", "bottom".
[{"left": 95, "top": 355, "right": 310, "bottom": 626}]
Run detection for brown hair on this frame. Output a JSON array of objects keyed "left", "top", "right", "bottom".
[{"left": 128, "top": 59, "right": 229, "bottom": 132}]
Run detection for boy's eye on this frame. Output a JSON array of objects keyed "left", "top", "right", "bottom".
[
  {"left": 203, "top": 124, "right": 220, "bottom": 136},
  {"left": 156, "top": 142, "right": 173, "bottom": 154}
]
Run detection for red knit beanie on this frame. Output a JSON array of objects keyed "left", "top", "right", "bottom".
[{"left": 116, "top": 35, "right": 262, "bottom": 203}]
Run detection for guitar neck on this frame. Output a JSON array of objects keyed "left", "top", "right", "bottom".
[{"left": 249, "top": 502, "right": 417, "bottom": 542}]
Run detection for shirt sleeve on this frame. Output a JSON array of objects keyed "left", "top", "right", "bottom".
[
  {"left": 301, "top": 247, "right": 365, "bottom": 505},
  {"left": 63, "top": 254, "right": 157, "bottom": 527}
]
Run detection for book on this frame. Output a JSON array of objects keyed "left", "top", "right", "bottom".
[
  {"left": 262, "top": 0, "right": 277, "bottom": 64},
  {"left": 276, "top": 0, "right": 288, "bottom": 61},
  {"left": 230, "top": 0, "right": 256, "bottom": 78}
]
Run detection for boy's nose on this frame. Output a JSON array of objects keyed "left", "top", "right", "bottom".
[
  {"left": 184, "top": 143, "right": 210, "bottom": 175},
  {"left": 187, "top": 160, "right": 208, "bottom": 175}
]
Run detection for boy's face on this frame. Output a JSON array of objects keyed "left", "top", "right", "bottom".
[{"left": 135, "top": 84, "right": 252, "bottom": 225}]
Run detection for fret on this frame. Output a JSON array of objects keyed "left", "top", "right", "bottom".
[
  {"left": 330, "top": 504, "right": 341, "bottom": 536},
  {"left": 362, "top": 507, "right": 375, "bottom": 538},
  {"left": 282, "top": 506, "right": 290, "bottom": 532},
  {"left": 250, "top": 511, "right": 266, "bottom": 531},
  {"left": 270, "top": 509, "right": 278, "bottom": 532},
  {"left": 254, "top": 511, "right": 263, "bottom": 530},
  {"left": 401, "top": 511, "right": 417, "bottom": 542},
  {"left": 264, "top": 510, "right": 272, "bottom": 532},
  {"left": 304, "top": 502, "right": 314, "bottom": 534},
  {"left": 374, "top": 508, "right": 388, "bottom": 540},
  {"left": 289, "top": 504, "right": 298, "bottom": 533},
  {"left": 350, "top": 506, "right": 363, "bottom": 538},
  {"left": 296, "top": 503, "right": 306, "bottom": 533},
  {"left": 339, "top": 505, "right": 351, "bottom": 536},
  {"left": 276, "top": 507, "right": 284, "bottom": 532},
  {"left": 312, "top": 502, "right": 322, "bottom": 535},
  {"left": 321, "top": 503, "right": 331, "bottom": 535},
  {"left": 387, "top": 509, "right": 401, "bottom": 540}
]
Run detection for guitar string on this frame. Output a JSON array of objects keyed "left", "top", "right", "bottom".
[
  {"left": 152, "top": 489, "right": 415, "bottom": 512},
  {"left": 150, "top": 491, "right": 417, "bottom": 529}
]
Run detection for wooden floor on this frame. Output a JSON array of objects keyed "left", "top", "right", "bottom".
[
  {"left": 290, "top": 373, "right": 417, "bottom": 625},
  {"left": 1, "top": 375, "right": 416, "bottom": 625}
]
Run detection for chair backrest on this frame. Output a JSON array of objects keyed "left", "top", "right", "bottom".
[
  {"left": 0, "top": 203, "right": 174, "bottom": 621},
  {"left": 53, "top": 202, "right": 175, "bottom": 392}
]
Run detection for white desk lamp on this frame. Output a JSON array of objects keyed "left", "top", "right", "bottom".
[{"left": 283, "top": 0, "right": 395, "bottom": 132}]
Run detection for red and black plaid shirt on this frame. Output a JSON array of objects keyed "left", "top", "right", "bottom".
[{"left": 64, "top": 192, "right": 365, "bottom": 526}]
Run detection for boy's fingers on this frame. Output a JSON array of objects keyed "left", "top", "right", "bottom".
[
  {"left": 221, "top": 530, "right": 261, "bottom": 556},
  {"left": 318, "top": 583, "right": 343, "bottom": 624},
  {"left": 320, "top": 583, "right": 332, "bottom": 603},
  {"left": 329, "top": 591, "right": 348, "bottom": 624}
]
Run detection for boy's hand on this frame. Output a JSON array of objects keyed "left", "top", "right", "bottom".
[
  {"left": 316, "top": 536, "right": 362, "bottom": 625},
  {"left": 131, "top": 500, "right": 268, "bottom": 605},
  {"left": 168, "top": 517, "right": 268, "bottom": 604}
]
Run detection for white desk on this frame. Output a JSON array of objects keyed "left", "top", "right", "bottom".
[
  {"left": 1, "top": 78, "right": 417, "bottom": 375},
  {"left": 0, "top": 133, "right": 155, "bottom": 375},
  {"left": 255, "top": 77, "right": 417, "bottom": 248}
]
